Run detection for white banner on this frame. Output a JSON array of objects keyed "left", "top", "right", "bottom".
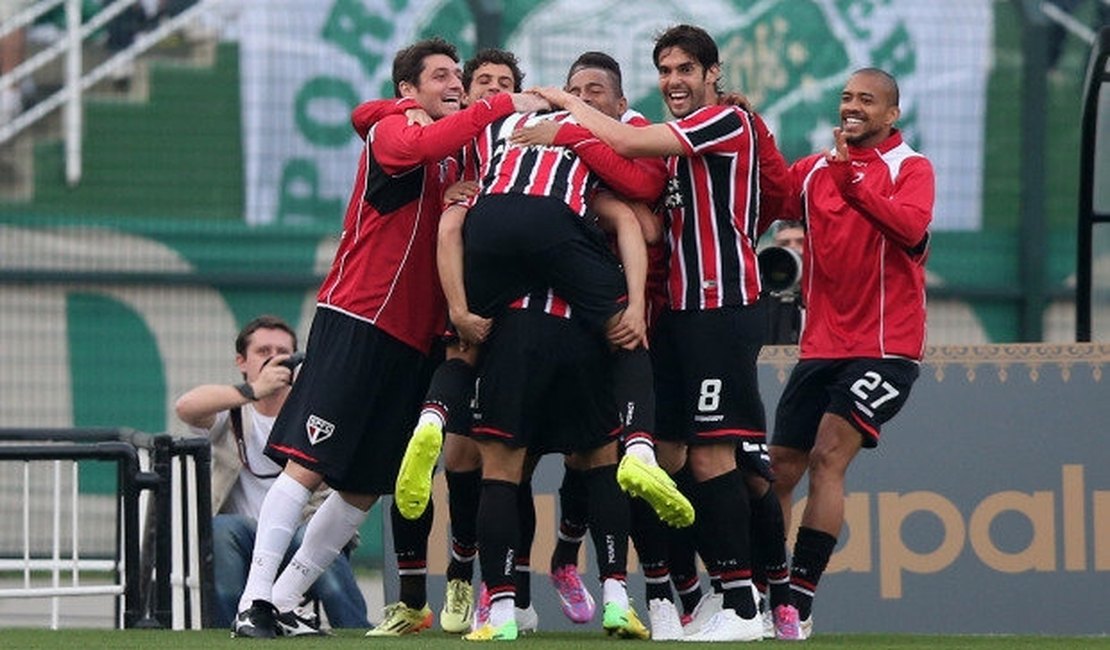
[{"left": 239, "top": 0, "right": 992, "bottom": 230}]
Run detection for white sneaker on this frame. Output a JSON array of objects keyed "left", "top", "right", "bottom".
[
  {"left": 755, "top": 587, "right": 773, "bottom": 639},
  {"left": 515, "top": 604, "right": 539, "bottom": 633},
  {"left": 648, "top": 598, "right": 683, "bottom": 641},
  {"left": 682, "top": 591, "right": 722, "bottom": 636},
  {"left": 799, "top": 613, "right": 813, "bottom": 640},
  {"left": 682, "top": 609, "right": 762, "bottom": 642}
]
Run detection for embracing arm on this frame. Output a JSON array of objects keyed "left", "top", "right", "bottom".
[
  {"left": 593, "top": 193, "right": 648, "bottom": 349},
  {"left": 533, "top": 87, "right": 686, "bottom": 158},
  {"left": 437, "top": 203, "right": 491, "bottom": 345}
]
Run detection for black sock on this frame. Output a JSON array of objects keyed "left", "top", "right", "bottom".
[
  {"left": 790, "top": 526, "right": 838, "bottom": 620},
  {"left": 515, "top": 481, "right": 535, "bottom": 608},
  {"left": 612, "top": 347, "right": 655, "bottom": 439},
  {"left": 445, "top": 468, "right": 482, "bottom": 582},
  {"left": 630, "top": 494, "right": 672, "bottom": 602},
  {"left": 391, "top": 498, "right": 433, "bottom": 608},
  {"left": 750, "top": 487, "right": 792, "bottom": 609},
  {"left": 477, "top": 480, "right": 519, "bottom": 597},
  {"left": 425, "top": 357, "right": 476, "bottom": 432},
  {"left": 551, "top": 465, "right": 589, "bottom": 570},
  {"left": 584, "top": 465, "right": 630, "bottom": 583},
  {"left": 691, "top": 470, "right": 755, "bottom": 618}
]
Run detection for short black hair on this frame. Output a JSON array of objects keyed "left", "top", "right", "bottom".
[
  {"left": 463, "top": 48, "right": 524, "bottom": 93},
  {"left": 652, "top": 24, "right": 719, "bottom": 73},
  {"left": 392, "top": 37, "right": 459, "bottom": 97},
  {"left": 852, "top": 67, "right": 900, "bottom": 107},
  {"left": 566, "top": 51, "right": 623, "bottom": 97},
  {"left": 236, "top": 315, "right": 297, "bottom": 356}
]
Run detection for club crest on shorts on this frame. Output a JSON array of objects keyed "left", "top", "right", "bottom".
[{"left": 305, "top": 414, "right": 335, "bottom": 445}]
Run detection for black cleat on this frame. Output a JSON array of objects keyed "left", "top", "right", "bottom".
[
  {"left": 231, "top": 599, "right": 278, "bottom": 639},
  {"left": 275, "top": 606, "right": 329, "bottom": 637}
]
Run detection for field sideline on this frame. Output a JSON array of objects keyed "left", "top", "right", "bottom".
[{"left": 6, "top": 630, "right": 1110, "bottom": 649}]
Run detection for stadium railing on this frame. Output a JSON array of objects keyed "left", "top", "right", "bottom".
[{"left": 0, "top": 427, "right": 212, "bottom": 629}]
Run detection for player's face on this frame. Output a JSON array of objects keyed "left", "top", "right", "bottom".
[
  {"left": 656, "top": 46, "right": 718, "bottom": 119},
  {"left": 405, "top": 54, "right": 464, "bottom": 120},
  {"left": 467, "top": 62, "right": 516, "bottom": 104},
  {"left": 839, "top": 72, "right": 900, "bottom": 149},
  {"left": 566, "top": 68, "right": 627, "bottom": 120},
  {"left": 773, "top": 227, "right": 805, "bottom": 255},
  {"left": 236, "top": 328, "right": 295, "bottom": 382}
]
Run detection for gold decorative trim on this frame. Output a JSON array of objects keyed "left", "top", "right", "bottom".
[{"left": 759, "top": 344, "right": 1110, "bottom": 384}]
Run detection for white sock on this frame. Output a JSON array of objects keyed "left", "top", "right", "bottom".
[
  {"left": 237, "top": 473, "right": 311, "bottom": 611},
  {"left": 489, "top": 596, "right": 515, "bottom": 628},
  {"left": 603, "top": 577, "right": 629, "bottom": 610},
  {"left": 271, "top": 492, "right": 370, "bottom": 613},
  {"left": 417, "top": 408, "right": 445, "bottom": 431},
  {"left": 624, "top": 439, "right": 658, "bottom": 467}
]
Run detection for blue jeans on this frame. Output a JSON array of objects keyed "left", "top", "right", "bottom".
[{"left": 210, "top": 513, "right": 369, "bottom": 628}]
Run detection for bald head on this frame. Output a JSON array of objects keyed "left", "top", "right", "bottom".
[{"left": 851, "top": 67, "right": 899, "bottom": 108}]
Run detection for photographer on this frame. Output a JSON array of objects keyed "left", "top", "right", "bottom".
[
  {"left": 174, "top": 315, "right": 368, "bottom": 634},
  {"left": 759, "top": 220, "right": 805, "bottom": 345}
]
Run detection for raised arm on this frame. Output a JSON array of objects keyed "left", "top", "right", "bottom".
[
  {"left": 174, "top": 357, "right": 293, "bottom": 430},
  {"left": 828, "top": 128, "right": 934, "bottom": 252}
]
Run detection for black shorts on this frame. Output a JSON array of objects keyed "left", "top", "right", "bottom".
[
  {"left": 265, "top": 307, "right": 436, "bottom": 494},
  {"left": 464, "top": 193, "right": 627, "bottom": 332},
  {"left": 470, "top": 309, "right": 620, "bottom": 455},
  {"left": 771, "top": 358, "right": 920, "bottom": 450},
  {"left": 652, "top": 303, "right": 768, "bottom": 445}
]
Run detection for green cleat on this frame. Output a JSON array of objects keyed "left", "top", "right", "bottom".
[
  {"left": 440, "top": 578, "right": 475, "bottom": 634},
  {"left": 602, "top": 602, "right": 650, "bottom": 640},
  {"left": 394, "top": 420, "right": 443, "bottom": 519},
  {"left": 464, "top": 619, "right": 519, "bottom": 641},
  {"left": 365, "top": 602, "right": 433, "bottom": 636},
  {"left": 616, "top": 454, "right": 695, "bottom": 528}
]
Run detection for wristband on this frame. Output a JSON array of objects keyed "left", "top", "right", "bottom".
[{"left": 234, "top": 382, "right": 258, "bottom": 401}]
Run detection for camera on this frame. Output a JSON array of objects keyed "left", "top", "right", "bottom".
[{"left": 758, "top": 245, "right": 802, "bottom": 296}]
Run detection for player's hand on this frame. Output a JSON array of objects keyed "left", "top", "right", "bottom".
[
  {"left": 826, "top": 127, "right": 849, "bottom": 163},
  {"left": 718, "top": 91, "right": 752, "bottom": 111},
  {"left": 452, "top": 311, "right": 493, "bottom": 346},
  {"left": 511, "top": 92, "right": 552, "bottom": 113},
  {"left": 510, "top": 119, "right": 560, "bottom": 147},
  {"left": 607, "top": 302, "right": 648, "bottom": 350},
  {"left": 444, "top": 180, "right": 479, "bottom": 204},
  {"left": 528, "top": 86, "right": 574, "bottom": 109},
  {"left": 405, "top": 107, "right": 433, "bottom": 126}
]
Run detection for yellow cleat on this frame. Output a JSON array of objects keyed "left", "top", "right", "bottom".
[
  {"left": 365, "top": 602, "right": 433, "bottom": 637},
  {"left": 616, "top": 455, "right": 695, "bottom": 527},
  {"left": 464, "top": 619, "right": 518, "bottom": 641},
  {"left": 440, "top": 578, "right": 475, "bottom": 634},
  {"left": 394, "top": 420, "right": 443, "bottom": 519},
  {"left": 602, "top": 602, "right": 650, "bottom": 640}
]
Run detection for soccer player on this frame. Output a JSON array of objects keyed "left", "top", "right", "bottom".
[
  {"left": 356, "top": 48, "right": 529, "bottom": 637},
  {"left": 228, "top": 38, "right": 547, "bottom": 639},
  {"left": 531, "top": 24, "right": 794, "bottom": 641},
  {"left": 767, "top": 68, "right": 934, "bottom": 640}
]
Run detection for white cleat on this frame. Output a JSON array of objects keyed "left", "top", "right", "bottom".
[
  {"left": 681, "top": 609, "right": 762, "bottom": 642},
  {"left": 647, "top": 598, "right": 684, "bottom": 641}
]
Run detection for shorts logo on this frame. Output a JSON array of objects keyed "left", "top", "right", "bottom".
[{"left": 305, "top": 414, "right": 335, "bottom": 446}]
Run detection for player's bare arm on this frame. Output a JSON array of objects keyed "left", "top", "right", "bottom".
[
  {"left": 437, "top": 200, "right": 491, "bottom": 346},
  {"left": 593, "top": 192, "right": 649, "bottom": 350},
  {"left": 531, "top": 86, "right": 685, "bottom": 158}
]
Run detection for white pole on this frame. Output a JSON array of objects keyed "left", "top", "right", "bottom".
[{"left": 64, "top": 0, "right": 83, "bottom": 186}]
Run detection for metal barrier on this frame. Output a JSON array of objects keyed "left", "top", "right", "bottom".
[{"left": 0, "top": 427, "right": 212, "bottom": 629}]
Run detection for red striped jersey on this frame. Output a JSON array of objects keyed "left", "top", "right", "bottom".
[
  {"left": 317, "top": 93, "right": 515, "bottom": 354},
  {"left": 778, "top": 129, "right": 933, "bottom": 361},
  {"left": 471, "top": 111, "right": 664, "bottom": 216},
  {"left": 661, "top": 105, "right": 791, "bottom": 311}
]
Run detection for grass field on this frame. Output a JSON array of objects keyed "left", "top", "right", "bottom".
[{"left": 5, "top": 630, "right": 1110, "bottom": 650}]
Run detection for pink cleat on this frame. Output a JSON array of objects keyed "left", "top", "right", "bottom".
[
  {"left": 548, "top": 565, "right": 596, "bottom": 624},
  {"left": 773, "top": 604, "right": 802, "bottom": 640}
]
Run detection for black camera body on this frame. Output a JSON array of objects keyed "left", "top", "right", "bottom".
[{"left": 758, "top": 246, "right": 803, "bottom": 345}]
